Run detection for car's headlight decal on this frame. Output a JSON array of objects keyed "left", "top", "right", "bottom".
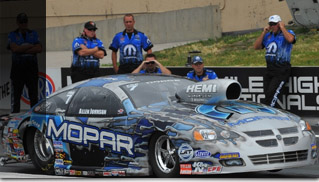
[{"left": 299, "top": 120, "right": 312, "bottom": 131}]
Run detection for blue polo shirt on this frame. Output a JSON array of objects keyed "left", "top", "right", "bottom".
[
  {"left": 262, "top": 30, "right": 296, "bottom": 67},
  {"left": 109, "top": 29, "right": 153, "bottom": 65},
  {"left": 72, "top": 35, "right": 106, "bottom": 70},
  {"left": 187, "top": 69, "right": 218, "bottom": 81}
]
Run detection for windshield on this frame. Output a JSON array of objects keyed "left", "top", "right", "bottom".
[{"left": 121, "top": 77, "right": 194, "bottom": 108}]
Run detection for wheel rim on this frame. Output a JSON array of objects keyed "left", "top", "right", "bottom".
[
  {"left": 155, "top": 135, "right": 177, "bottom": 173},
  {"left": 33, "top": 130, "right": 54, "bottom": 162}
]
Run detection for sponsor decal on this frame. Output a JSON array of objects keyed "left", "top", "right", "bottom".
[
  {"left": 192, "top": 162, "right": 208, "bottom": 174},
  {"left": 75, "top": 171, "right": 82, "bottom": 176},
  {"left": 311, "top": 143, "right": 317, "bottom": 150},
  {"left": 21, "top": 72, "right": 55, "bottom": 105},
  {"left": 64, "top": 160, "right": 72, "bottom": 165},
  {"left": 178, "top": 143, "right": 194, "bottom": 162},
  {"left": 219, "top": 152, "right": 240, "bottom": 159},
  {"left": 46, "top": 119, "right": 134, "bottom": 156},
  {"left": 186, "top": 84, "right": 217, "bottom": 93},
  {"left": 69, "top": 170, "right": 75, "bottom": 175},
  {"left": 53, "top": 141, "right": 63, "bottom": 149},
  {"left": 117, "top": 109, "right": 124, "bottom": 114},
  {"left": 103, "top": 172, "right": 112, "bottom": 176},
  {"left": 55, "top": 152, "right": 66, "bottom": 159},
  {"left": 194, "top": 150, "right": 211, "bottom": 158},
  {"left": 55, "top": 168, "right": 64, "bottom": 175},
  {"left": 180, "top": 164, "right": 192, "bottom": 175},
  {"left": 228, "top": 116, "right": 290, "bottom": 127},
  {"left": 55, "top": 159, "right": 63, "bottom": 165},
  {"left": 78, "top": 108, "right": 107, "bottom": 115},
  {"left": 207, "top": 166, "right": 222, "bottom": 174}
]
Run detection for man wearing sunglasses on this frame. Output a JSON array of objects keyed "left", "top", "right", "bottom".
[
  {"left": 132, "top": 53, "right": 171, "bottom": 74},
  {"left": 7, "top": 13, "right": 42, "bottom": 113},
  {"left": 186, "top": 56, "right": 218, "bottom": 81},
  {"left": 254, "top": 15, "right": 296, "bottom": 107},
  {"left": 71, "top": 21, "right": 107, "bottom": 83}
]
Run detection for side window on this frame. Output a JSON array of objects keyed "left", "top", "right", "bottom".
[
  {"left": 34, "top": 89, "right": 77, "bottom": 114},
  {"left": 67, "top": 87, "right": 126, "bottom": 117}
]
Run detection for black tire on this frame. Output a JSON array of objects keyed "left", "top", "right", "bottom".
[
  {"left": 26, "top": 127, "right": 54, "bottom": 173},
  {"left": 149, "top": 132, "right": 180, "bottom": 177}
]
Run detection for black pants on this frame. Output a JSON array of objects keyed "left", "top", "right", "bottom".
[
  {"left": 71, "top": 68, "right": 100, "bottom": 83},
  {"left": 118, "top": 64, "right": 139, "bottom": 74},
  {"left": 263, "top": 66, "right": 291, "bottom": 107},
  {"left": 11, "top": 75, "right": 38, "bottom": 113}
]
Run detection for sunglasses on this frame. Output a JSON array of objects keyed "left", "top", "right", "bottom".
[
  {"left": 268, "top": 22, "right": 278, "bottom": 26},
  {"left": 145, "top": 61, "right": 155, "bottom": 65},
  {"left": 87, "top": 28, "right": 96, "bottom": 31}
]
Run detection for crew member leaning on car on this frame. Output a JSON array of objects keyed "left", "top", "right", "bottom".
[
  {"left": 132, "top": 53, "right": 171, "bottom": 74},
  {"left": 186, "top": 56, "right": 218, "bottom": 81},
  {"left": 7, "top": 13, "right": 42, "bottom": 113},
  {"left": 71, "top": 21, "right": 107, "bottom": 83}
]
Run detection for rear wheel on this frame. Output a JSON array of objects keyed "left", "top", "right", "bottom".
[
  {"left": 26, "top": 128, "right": 54, "bottom": 173},
  {"left": 149, "top": 132, "right": 179, "bottom": 177}
]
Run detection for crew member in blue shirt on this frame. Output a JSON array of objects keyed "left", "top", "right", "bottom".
[
  {"left": 109, "top": 14, "right": 153, "bottom": 74},
  {"left": 186, "top": 56, "right": 218, "bottom": 81},
  {"left": 254, "top": 15, "right": 296, "bottom": 107},
  {"left": 132, "top": 53, "right": 171, "bottom": 74},
  {"left": 71, "top": 21, "right": 106, "bottom": 83},
  {"left": 7, "top": 13, "right": 42, "bottom": 113}
]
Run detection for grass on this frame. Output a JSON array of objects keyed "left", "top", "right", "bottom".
[{"left": 153, "top": 27, "right": 319, "bottom": 67}]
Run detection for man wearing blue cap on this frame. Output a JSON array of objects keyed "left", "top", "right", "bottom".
[
  {"left": 254, "top": 15, "right": 296, "bottom": 107},
  {"left": 186, "top": 56, "right": 218, "bottom": 81}
]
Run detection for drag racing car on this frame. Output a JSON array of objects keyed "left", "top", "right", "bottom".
[{"left": 0, "top": 74, "right": 317, "bottom": 177}]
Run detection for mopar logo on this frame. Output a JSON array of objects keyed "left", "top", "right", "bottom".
[
  {"left": 123, "top": 44, "right": 137, "bottom": 57},
  {"left": 178, "top": 143, "right": 193, "bottom": 161},
  {"left": 186, "top": 84, "right": 217, "bottom": 93},
  {"left": 46, "top": 119, "right": 134, "bottom": 156}
]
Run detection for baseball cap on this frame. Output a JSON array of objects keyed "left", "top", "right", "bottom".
[
  {"left": 16, "top": 13, "right": 28, "bottom": 23},
  {"left": 192, "top": 56, "right": 203, "bottom": 64},
  {"left": 269, "top": 15, "right": 281, "bottom": 23},
  {"left": 84, "top": 21, "right": 98, "bottom": 30}
]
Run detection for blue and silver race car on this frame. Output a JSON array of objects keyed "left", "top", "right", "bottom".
[{"left": 0, "top": 74, "right": 317, "bottom": 177}]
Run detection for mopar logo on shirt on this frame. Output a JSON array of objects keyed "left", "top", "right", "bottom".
[{"left": 46, "top": 119, "right": 134, "bottom": 156}]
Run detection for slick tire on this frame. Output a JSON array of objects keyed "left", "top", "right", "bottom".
[
  {"left": 149, "top": 132, "right": 179, "bottom": 177},
  {"left": 26, "top": 127, "right": 54, "bottom": 174}
]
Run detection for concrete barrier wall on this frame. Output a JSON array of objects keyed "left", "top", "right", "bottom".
[{"left": 46, "top": 6, "right": 221, "bottom": 51}]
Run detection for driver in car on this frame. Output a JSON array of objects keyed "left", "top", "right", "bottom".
[{"left": 186, "top": 56, "right": 218, "bottom": 81}]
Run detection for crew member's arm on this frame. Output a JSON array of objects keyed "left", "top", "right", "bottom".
[
  {"left": 111, "top": 51, "right": 119, "bottom": 73},
  {"left": 153, "top": 60, "right": 171, "bottom": 75},
  {"left": 132, "top": 61, "right": 146, "bottom": 73},
  {"left": 25, "top": 43, "right": 42, "bottom": 54},
  {"left": 77, "top": 45, "right": 99, "bottom": 56},
  {"left": 254, "top": 26, "right": 269, "bottom": 50},
  {"left": 278, "top": 22, "right": 295, "bottom": 43},
  {"left": 9, "top": 43, "right": 33, "bottom": 53},
  {"left": 93, "top": 49, "right": 106, "bottom": 59}
]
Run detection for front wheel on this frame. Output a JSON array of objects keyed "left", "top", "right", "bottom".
[
  {"left": 149, "top": 132, "right": 179, "bottom": 177},
  {"left": 26, "top": 128, "right": 54, "bottom": 173}
]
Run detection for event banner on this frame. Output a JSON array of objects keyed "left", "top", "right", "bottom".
[{"left": 61, "top": 67, "right": 319, "bottom": 117}]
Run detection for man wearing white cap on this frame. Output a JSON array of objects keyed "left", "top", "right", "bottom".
[{"left": 254, "top": 15, "right": 296, "bottom": 107}]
